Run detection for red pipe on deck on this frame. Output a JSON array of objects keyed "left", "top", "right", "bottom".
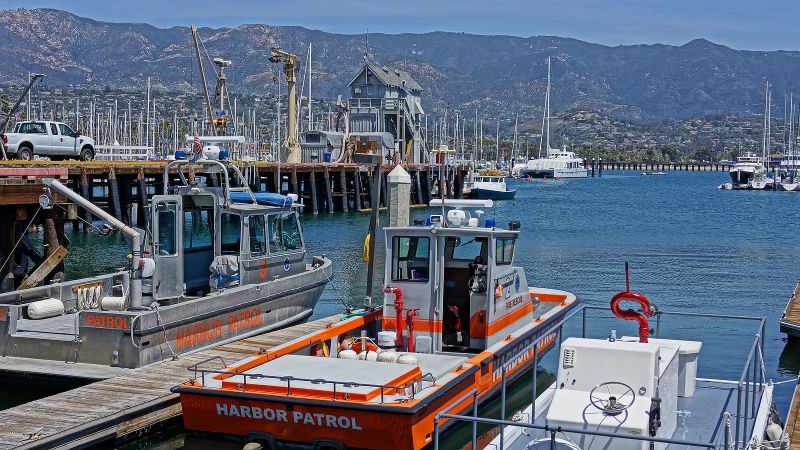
[
  {"left": 384, "top": 286, "right": 405, "bottom": 349},
  {"left": 610, "top": 291, "right": 653, "bottom": 343},
  {"left": 405, "top": 309, "right": 419, "bottom": 352}
]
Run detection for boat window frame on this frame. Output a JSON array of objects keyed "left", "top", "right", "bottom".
[
  {"left": 391, "top": 235, "right": 431, "bottom": 282},
  {"left": 220, "top": 212, "right": 242, "bottom": 255},
  {"left": 495, "top": 237, "right": 516, "bottom": 266},
  {"left": 267, "top": 210, "right": 305, "bottom": 255},
  {"left": 182, "top": 208, "right": 214, "bottom": 252},
  {"left": 248, "top": 213, "right": 268, "bottom": 257},
  {"left": 155, "top": 201, "right": 179, "bottom": 256}
]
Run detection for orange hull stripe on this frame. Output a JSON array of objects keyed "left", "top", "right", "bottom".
[
  {"left": 487, "top": 302, "right": 534, "bottom": 336},
  {"left": 383, "top": 317, "right": 443, "bottom": 333},
  {"left": 531, "top": 290, "right": 569, "bottom": 303}
]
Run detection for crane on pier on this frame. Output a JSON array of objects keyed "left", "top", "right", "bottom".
[{"left": 269, "top": 47, "right": 301, "bottom": 163}]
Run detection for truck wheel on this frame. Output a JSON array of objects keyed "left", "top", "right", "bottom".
[
  {"left": 17, "top": 146, "right": 32, "bottom": 161},
  {"left": 79, "top": 147, "right": 94, "bottom": 161}
]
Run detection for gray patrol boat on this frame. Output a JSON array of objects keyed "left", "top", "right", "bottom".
[{"left": 0, "top": 159, "right": 332, "bottom": 378}]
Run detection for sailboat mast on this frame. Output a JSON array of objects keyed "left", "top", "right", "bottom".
[
  {"left": 308, "top": 43, "right": 312, "bottom": 130},
  {"left": 546, "top": 57, "right": 551, "bottom": 153},
  {"left": 495, "top": 119, "right": 500, "bottom": 162}
]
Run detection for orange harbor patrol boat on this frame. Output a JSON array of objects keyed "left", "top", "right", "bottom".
[{"left": 173, "top": 199, "right": 578, "bottom": 450}]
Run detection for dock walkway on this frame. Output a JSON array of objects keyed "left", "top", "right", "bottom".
[
  {"left": 780, "top": 281, "right": 800, "bottom": 338},
  {"left": 785, "top": 380, "right": 800, "bottom": 450},
  {"left": 0, "top": 314, "right": 342, "bottom": 449}
]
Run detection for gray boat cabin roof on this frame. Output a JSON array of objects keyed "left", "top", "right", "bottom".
[{"left": 348, "top": 64, "right": 423, "bottom": 92}]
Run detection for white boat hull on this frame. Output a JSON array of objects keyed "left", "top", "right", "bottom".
[{"left": 520, "top": 167, "right": 588, "bottom": 179}]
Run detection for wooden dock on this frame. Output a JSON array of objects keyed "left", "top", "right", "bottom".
[
  {"left": 784, "top": 380, "right": 800, "bottom": 450},
  {"left": 780, "top": 281, "right": 800, "bottom": 339},
  {"left": 0, "top": 314, "right": 343, "bottom": 450}
]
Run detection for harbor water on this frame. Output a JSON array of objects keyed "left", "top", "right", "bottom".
[{"left": 3, "top": 170, "right": 799, "bottom": 449}]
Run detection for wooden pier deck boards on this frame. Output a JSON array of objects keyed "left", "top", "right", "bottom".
[
  {"left": 0, "top": 314, "right": 343, "bottom": 450},
  {"left": 780, "top": 281, "right": 800, "bottom": 338},
  {"left": 784, "top": 380, "right": 800, "bottom": 450}
]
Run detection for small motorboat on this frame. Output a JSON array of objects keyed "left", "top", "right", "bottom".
[
  {"left": 640, "top": 171, "right": 666, "bottom": 176},
  {"left": 173, "top": 199, "right": 577, "bottom": 450},
  {"left": 465, "top": 173, "right": 516, "bottom": 200}
]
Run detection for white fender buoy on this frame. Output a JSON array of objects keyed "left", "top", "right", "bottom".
[
  {"left": 27, "top": 298, "right": 65, "bottom": 320},
  {"left": 140, "top": 258, "right": 156, "bottom": 278},
  {"left": 101, "top": 296, "right": 128, "bottom": 311},
  {"left": 377, "top": 350, "right": 399, "bottom": 363},
  {"left": 397, "top": 353, "right": 419, "bottom": 365},
  {"left": 358, "top": 350, "right": 379, "bottom": 361},
  {"left": 338, "top": 349, "right": 358, "bottom": 360}
]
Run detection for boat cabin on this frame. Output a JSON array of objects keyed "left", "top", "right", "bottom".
[
  {"left": 382, "top": 200, "right": 530, "bottom": 353},
  {"left": 147, "top": 160, "right": 306, "bottom": 301}
]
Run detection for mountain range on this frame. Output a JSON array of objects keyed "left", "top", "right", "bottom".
[{"left": 1, "top": 8, "right": 799, "bottom": 122}]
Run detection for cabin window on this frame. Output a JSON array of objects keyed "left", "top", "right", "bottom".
[
  {"left": 156, "top": 202, "right": 178, "bottom": 256},
  {"left": 392, "top": 236, "right": 430, "bottom": 282},
  {"left": 50, "top": 123, "right": 58, "bottom": 135},
  {"left": 220, "top": 213, "right": 241, "bottom": 255},
  {"left": 282, "top": 212, "right": 303, "bottom": 250},
  {"left": 183, "top": 209, "right": 213, "bottom": 251},
  {"left": 450, "top": 237, "right": 488, "bottom": 262},
  {"left": 249, "top": 214, "right": 267, "bottom": 256},
  {"left": 496, "top": 238, "right": 516, "bottom": 265},
  {"left": 268, "top": 212, "right": 303, "bottom": 253}
]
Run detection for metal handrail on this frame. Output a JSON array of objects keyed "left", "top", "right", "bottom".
[
  {"left": 433, "top": 414, "right": 717, "bottom": 450},
  {"left": 187, "top": 365, "right": 427, "bottom": 404}
]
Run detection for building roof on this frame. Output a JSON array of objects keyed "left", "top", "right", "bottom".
[{"left": 349, "top": 64, "right": 423, "bottom": 92}]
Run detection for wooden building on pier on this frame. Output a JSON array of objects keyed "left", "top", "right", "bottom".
[{"left": 348, "top": 64, "right": 427, "bottom": 164}]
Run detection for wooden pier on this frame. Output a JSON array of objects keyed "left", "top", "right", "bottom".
[
  {"left": 0, "top": 313, "right": 343, "bottom": 449},
  {"left": 780, "top": 281, "right": 800, "bottom": 339}
]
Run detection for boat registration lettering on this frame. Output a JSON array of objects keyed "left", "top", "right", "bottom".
[
  {"left": 175, "top": 319, "right": 224, "bottom": 351},
  {"left": 227, "top": 307, "right": 263, "bottom": 334},
  {"left": 505, "top": 295, "right": 525, "bottom": 310},
  {"left": 84, "top": 314, "right": 129, "bottom": 329},
  {"left": 215, "top": 403, "right": 362, "bottom": 430}
]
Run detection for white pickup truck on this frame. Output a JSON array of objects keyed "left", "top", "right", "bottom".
[{"left": 2, "top": 121, "right": 95, "bottom": 161}]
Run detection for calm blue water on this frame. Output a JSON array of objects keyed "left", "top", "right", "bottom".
[{"left": 8, "top": 170, "right": 800, "bottom": 449}]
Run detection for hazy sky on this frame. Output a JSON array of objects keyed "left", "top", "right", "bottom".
[{"left": 3, "top": 0, "right": 799, "bottom": 51}]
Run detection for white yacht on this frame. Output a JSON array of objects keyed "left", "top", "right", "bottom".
[
  {"left": 518, "top": 57, "right": 588, "bottom": 180},
  {"left": 519, "top": 147, "right": 589, "bottom": 179},
  {"left": 729, "top": 152, "right": 766, "bottom": 187}
]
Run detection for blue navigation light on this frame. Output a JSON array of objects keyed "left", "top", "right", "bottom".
[
  {"left": 485, "top": 218, "right": 496, "bottom": 228},
  {"left": 175, "top": 150, "right": 187, "bottom": 159},
  {"left": 218, "top": 149, "right": 229, "bottom": 160}
]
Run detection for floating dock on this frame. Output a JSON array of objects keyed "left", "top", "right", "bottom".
[
  {"left": 780, "top": 281, "right": 800, "bottom": 339},
  {"left": 0, "top": 313, "right": 343, "bottom": 449}
]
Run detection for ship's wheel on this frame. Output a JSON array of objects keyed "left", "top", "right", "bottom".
[{"left": 589, "top": 382, "right": 635, "bottom": 416}]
